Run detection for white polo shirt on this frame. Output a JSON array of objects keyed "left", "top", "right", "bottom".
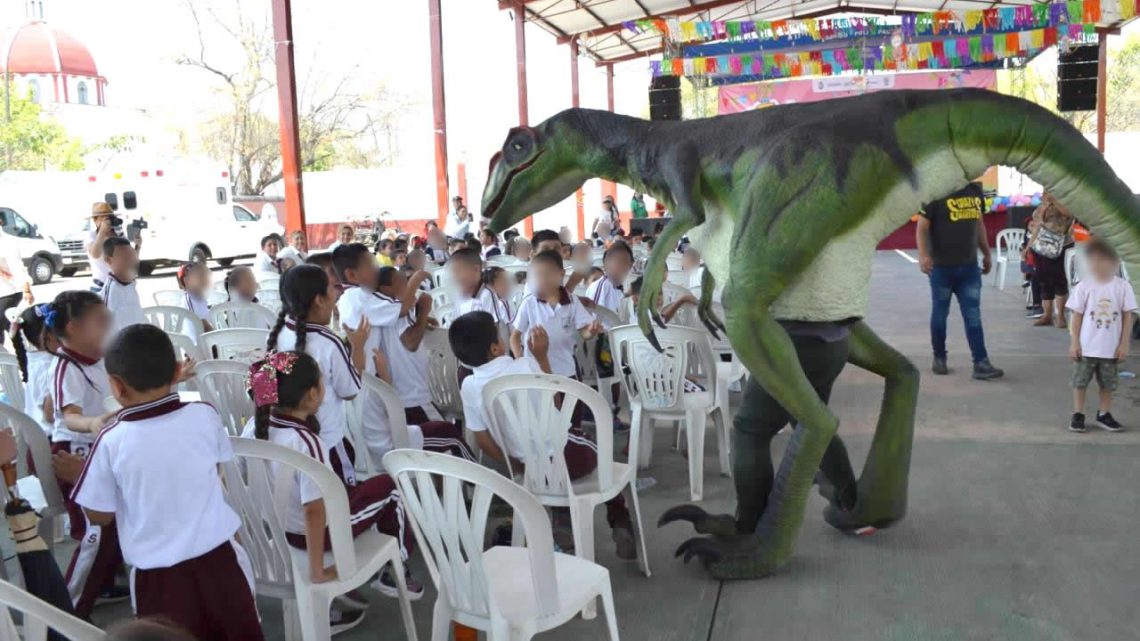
[
  {"left": 585, "top": 274, "right": 624, "bottom": 325},
  {"left": 72, "top": 395, "right": 240, "bottom": 569},
  {"left": 336, "top": 285, "right": 398, "bottom": 378},
  {"left": 460, "top": 355, "right": 548, "bottom": 460},
  {"left": 101, "top": 274, "right": 146, "bottom": 338},
  {"left": 512, "top": 290, "right": 592, "bottom": 378},
  {"left": 51, "top": 347, "right": 110, "bottom": 448},
  {"left": 180, "top": 291, "right": 210, "bottom": 321},
  {"left": 340, "top": 286, "right": 431, "bottom": 408},
  {"left": 241, "top": 413, "right": 332, "bottom": 535},
  {"left": 274, "top": 318, "right": 361, "bottom": 449}
]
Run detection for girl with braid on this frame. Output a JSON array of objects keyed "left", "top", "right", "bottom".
[
  {"left": 11, "top": 304, "right": 59, "bottom": 433},
  {"left": 265, "top": 265, "right": 369, "bottom": 486}
]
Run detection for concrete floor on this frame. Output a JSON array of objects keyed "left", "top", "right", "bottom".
[{"left": 59, "top": 251, "right": 1140, "bottom": 640}]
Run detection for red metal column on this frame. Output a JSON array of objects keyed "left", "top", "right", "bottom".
[
  {"left": 457, "top": 162, "right": 468, "bottom": 207},
  {"left": 271, "top": 0, "right": 306, "bottom": 234},
  {"left": 429, "top": 0, "right": 450, "bottom": 228},
  {"left": 1096, "top": 30, "right": 1108, "bottom": 153},
  {"left": 514, "top": 3, "right": 534, "bottom": 236},
  {"left": 571, "top": 39, "right": 585, "bottom": 242},
  {"left": 601, "top": 64, "right": 618, "bottom": 203}
]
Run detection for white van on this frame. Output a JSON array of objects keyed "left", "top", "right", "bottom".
[{"left": 0, "top": 206, "right": 64, "bottom": 284}]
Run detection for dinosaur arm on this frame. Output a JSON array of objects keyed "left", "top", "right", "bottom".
[{"left": 636, "top": 144, "right": 706, "bottom": 348}]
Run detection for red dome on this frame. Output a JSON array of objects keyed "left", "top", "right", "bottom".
[{"left": 0, "top": 20, "right": 100, "bottom": 77}]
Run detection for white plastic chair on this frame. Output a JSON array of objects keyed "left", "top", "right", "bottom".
[
  {"left": 383, "top": 449, "right": 620, "bottom": 641},
  {"left": 196, "top": 360, "right": 255, "bottom": 437},
  {"left": 258, "top": 277, "right": 282, "bottom": 294},
  {"left": 610, "top": 325, "right": 729, "bottom": 502},
  {"left": 0, "top": 353, "right": 24, "bottom": 413},
  {"left": 421, "top": 328, "right": 463, "bottom": 423},
  {"left": 429, "top": 288, "right": 450, "bottom": 310},
  {"left": 199, "top": 328, "right": 269, "bottom": 363},
  {"left": 483, "top": 374, "right": 650, "bottom": 582},
  {"left": 225, "top": 438, "right": 418, "bottom": 641},
  {"left": 992, "top": 228, "right": 1026, "bottom": 289},
  {"left": 259, "top": 288, "right": 283, "bottom": 315},
  {"left": 165, "top": 330, "right": 206, "bottom": 363},
  {"left": 152, "top": 289, "right": 185, "bottom": 307},
  {"left": 0, "top": 405, "right": 66, "bottom": 550},
  {"left": 485, "top": 255, "right": 520, "bottom": 266},
  {"left": 0, "top": 579, "right": 103, "bottom": 641},
  {"left": 209, "top": 301, "right": 278, "bottom": 330},
  {"left": 143, "top": 305, "right": 204, "bottom": 342},
  {"left": 345, "top": 373, "right": 412, "bottom": 476}
]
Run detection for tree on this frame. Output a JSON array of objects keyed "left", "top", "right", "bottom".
[
  {"left": 177, "top": 0, "right": 414, "bottom": 195},
  {"left": 0, "top": 86, "right": 85, "bottom": 171}
]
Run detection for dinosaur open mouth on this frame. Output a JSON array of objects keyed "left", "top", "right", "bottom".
[{"left": 484, "top": 150, "right": 544, "bottom": 221}]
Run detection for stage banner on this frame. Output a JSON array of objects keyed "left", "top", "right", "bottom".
[{"left": 718, "top": 69, "right": 996, "bottom": 114}]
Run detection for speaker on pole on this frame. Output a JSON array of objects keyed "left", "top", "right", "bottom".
[
  {"left": 649, "top": 75, "right": 681, "bottom": 121},
  {"left": 1057, "top": 44, "right": 1099, "bottom": 112}
]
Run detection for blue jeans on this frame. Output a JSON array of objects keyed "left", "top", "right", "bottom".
[{"left": 929, "top": 264, "right": 988, "bottom": 363}]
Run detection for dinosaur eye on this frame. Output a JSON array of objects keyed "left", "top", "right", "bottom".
[
  {"left": 512, "top": 142, "right": 523, "bottom": 151},
  {"left": 503, "top": 127, "right": 536, "bottom": 164}
]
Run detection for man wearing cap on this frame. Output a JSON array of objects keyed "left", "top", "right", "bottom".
[{"left": 85, "top": 202, "right": 138, "bottom": 293}]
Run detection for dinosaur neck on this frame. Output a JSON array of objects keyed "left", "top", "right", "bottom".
[{"left": 558, "top": 109, "right": 657, "bottom": 188}]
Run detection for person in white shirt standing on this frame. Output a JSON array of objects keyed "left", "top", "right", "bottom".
[
  {"left": 0, "top": 223, "right": 32, "bottom": 343},
  {"left": 84, "top": 202, "right": 137, "bottom": 295},
  {"left": 72, "top": 325, "right": 262, "bottom": 641},
  {"left": 99, "top": 238, "right": 146, "bottom": 339},
  {"left": 1065, "top": 238, "right": 1138, "bottom": 433}
]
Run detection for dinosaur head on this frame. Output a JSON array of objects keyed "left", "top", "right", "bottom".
[{"left": 481, "top": 118, "right": 592, "bottom": 233}]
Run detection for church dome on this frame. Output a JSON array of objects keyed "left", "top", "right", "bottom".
[{"left": 1, "top": 19, "right": 99, "bottom": 77}]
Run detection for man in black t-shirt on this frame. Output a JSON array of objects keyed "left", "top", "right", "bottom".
[{"left": 916, "top": 182, "right": 1003, "bottom": 380}]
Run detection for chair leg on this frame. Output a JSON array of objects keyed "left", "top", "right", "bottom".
[
  {"left": 685, "top": 410, "right": 706, "bottom": 502},
  {"left": 624, "top": 483, "right": 651, "bottom": 577},
  {"left": 296, "top": 589, "right": 331, "bottom": 641},
  {"left": 635, "top": 409, "right": 653, "bottom": 470},
  {"left": 431, "top": 599, "right": 453, "bottom": 641},
  {"left": 568, "top": 499, "right": 597, "bottom": 620},
  {"left": 599, "top": 581, "right": 621, "bottom": 641},
  {"left": 389, "top": 557, "right": 420, "bottom": 641},
  {"left": 282, "top": 598, "right": 301, "bottom": 641},
  {"left": 713, "top": 407, "right": 731, "bottom": 478}
]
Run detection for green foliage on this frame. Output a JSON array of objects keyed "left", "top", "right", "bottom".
[{"left": 0, "top": 86, "right": 86, "bottom": 171}]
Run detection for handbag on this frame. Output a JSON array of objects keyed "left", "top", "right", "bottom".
[{"left": 1031, "top": 218, "right": 1072, "bottom": 259}]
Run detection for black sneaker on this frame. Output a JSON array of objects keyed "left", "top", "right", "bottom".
[
  {"left": 1069, "top": 412, "right": 1086, "bottom": 433},
  {"left": 972, "top": 359, "right": 1004, "bottom": 380},
  {"left": 372, "top": 566, "right": 424, "bottom": 601},
  {"left": 932, "top": 356, "right": 948, "bottom": 375},
  {"left": 1026, "top": 307, "right": 1044, "bottom": 319},
  {"left": 1095, "top": 412, "right": 1125, "bottom": 432},
  {"left": 330, "top": 609, "right": 366, "bottom": 636},
  {"left": 95, "top": 585, "right": 130, "bottom": 606}
]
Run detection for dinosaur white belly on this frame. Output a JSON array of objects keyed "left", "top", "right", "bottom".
[{"left": 685, "top": 209, "right": 735, "bottom": 286}]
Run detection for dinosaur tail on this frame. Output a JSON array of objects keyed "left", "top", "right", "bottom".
[{"left": 908, "top": 89, "right": 1140, "bottom": 271}]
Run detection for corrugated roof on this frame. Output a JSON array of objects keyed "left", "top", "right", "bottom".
[{"left": 501, "top": 0, "right": 1132, "bottom": 63}]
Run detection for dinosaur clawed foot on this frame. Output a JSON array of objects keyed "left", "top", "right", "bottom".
[
  {"left": 671, "top": 534, "right": 786, "bottom": 580},
  {"left": 814, "top": 473, "right": 904, "bottom": 535},
  {"left": 675, "top": 536, "right": 724, "bottom": 565},
  {"left": 658, "top": 504, "right": 739, "bottom": 537},
  {"left": 697, "top": 304, "right": 727, "bottom": 340}
]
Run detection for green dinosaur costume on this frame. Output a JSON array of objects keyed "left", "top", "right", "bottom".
[{"left": 480, "top": 89, "right": 1140, "bottom": 579}]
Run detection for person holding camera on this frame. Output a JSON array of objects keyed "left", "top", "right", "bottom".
[{"left": 85, "top": 202, "right": 140, "bottom": 293}]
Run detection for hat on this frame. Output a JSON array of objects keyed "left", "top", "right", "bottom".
[{"left": 91, "top": 202, "right": 114, "bottom": 216}]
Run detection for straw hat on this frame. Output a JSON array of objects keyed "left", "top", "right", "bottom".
[{"left": 91, "top": 202, "right": 114, "bottom": 217}]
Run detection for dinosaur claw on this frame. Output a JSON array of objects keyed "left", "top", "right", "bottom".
[
  {"left": 652, "top": 310, "right": 668, "bottom": 330},
  {"left": 658, "top": 504, "right": 711, "bottom": 528},
  {"left": 676, "top": 537, "right": 723, "bottom": 565}
]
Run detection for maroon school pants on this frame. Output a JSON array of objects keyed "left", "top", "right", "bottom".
[
  {"left": 287, "top": 474, "right": 413, "bottom": 557},
  {"left": 132, "top": 542, "right": 264, "bottom": 641},
  {"left": 54, "top": 441, "right": 124, "bottom": 619},
  {"left": 419, "top": 421, "right": 476, "bottom": 461}
]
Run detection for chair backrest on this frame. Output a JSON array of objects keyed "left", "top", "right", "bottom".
[
  {"left": 996, "top": 228, "right": 1025, "bottom": 257},
  {"left": 164, "top": 330, "right": 205, "bottom": 362},
  {"left": 225, "top": 438, "right": 360, "bottom": 588},
  {"left": 143, "top": 306, "right": 204, "bottom": 341},
  {"left": 421, "top": 328, "right": 463, "bottom": 420},
  {"left": 482, "top": 374, "right": 613, "bottom": 492},
  {"left": 258, "top": 278, "right": 281, "bottom": 295},
  {"left": 0, "top": 579, "right": 104, "bottom": 641},
  {"left": 574, "top": 336, "right": 599, "bottom": 386},
  {"left": 382, "top": 450, "right": 559, "bottom": 619},
  {"left": 0, "top": 353, "right": 24, "bottom": 413},
  {"left": 0, "top": 405, "right": 65, "bottom": 526},
  {"left": 196, "top": 360, "right": 255, "bottom": 436},
  {"left": 207, "top": 290, "right": 229, "bottom": 306},
  {"left": 346, "top": 373, "right": 412, "bottom": 473},
  {"left": 199, "top": 329, "right": 269, "bottom": 363},
  {"left": 429, "top": 288, "right": 450, "bottom": 309},
  {"left": 152, "top": 290, "right": 185, "bottom": 307},
  {"left": 485, "top": 254, "right": 520, "bottom": 266},
  {"left": 591, "top": 305, "right": 620, "bottom": 329},
  {"left": 610, "top": 324, "right": 710, "bottom": 412},
  {"left": 208, "top": 302, "right": 277, "bottom": 330}
]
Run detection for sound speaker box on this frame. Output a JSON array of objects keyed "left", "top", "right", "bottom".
[
  {"left": 1057, "top": 44, "right": 1099, "bottom": 112},
  {"left": 649, "top": 75, "right": 681, "bottom": 121}
]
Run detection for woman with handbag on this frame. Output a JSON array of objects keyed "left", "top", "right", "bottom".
[{"left": 1027, "top": 193, "right": 1075, "bottom": 328}]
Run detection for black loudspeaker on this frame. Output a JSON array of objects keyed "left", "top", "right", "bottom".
[
  {"left": 1057, "top": 44, "right": 1098, "bottom": 112},
  {"left": 649, "top": 75, "right": 681, "bottom": 121}
]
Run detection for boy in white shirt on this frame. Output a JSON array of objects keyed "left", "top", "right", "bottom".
[
  {"left": 72, "top": 325, "right": 262, "bottom": 641},
  {"left": 99, "top": 237, "right": 145, "bottom": 339},
  {"left": 451, "top": 311, "right": 636, "bottom": 559},
  {"left": 1066, "top": 238, "right": 1137, "bottom": 433},
  {"left": 510, "top": 250, "right": 603, "bottom": 377}
]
